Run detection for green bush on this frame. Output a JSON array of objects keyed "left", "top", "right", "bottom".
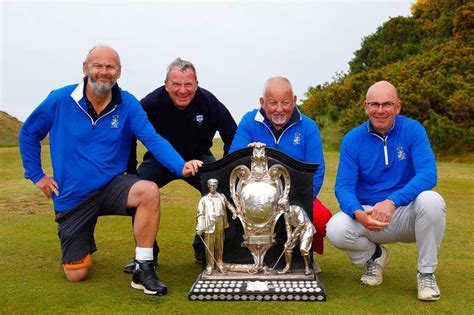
[{"left": 301, "top": 0, "right": 474, "bottom": 154}]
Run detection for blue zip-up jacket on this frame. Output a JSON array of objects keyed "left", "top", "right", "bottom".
[
  {"left": 229, "top": 108, "right": 325, "bottom": 198},
  {"left": 19, "top": 80, "right": 185, "bottom": 211},
  {"left": 335, "top": 115, "right": 437, "bottom": 218}
]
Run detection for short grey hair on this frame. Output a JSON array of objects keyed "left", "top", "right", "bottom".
[
  {"left": 165, "top": 57, "right": 197, "bottom": 81},
  {"left": 263, "top": 76, "right": 293, "bottom": 95}
]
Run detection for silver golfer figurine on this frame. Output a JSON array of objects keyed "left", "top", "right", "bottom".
[
  {"left": 196, "top": 178, "right": 237, "bottom": 275},
  {"left": 277, "top": 199, "right": 316, "bottom": 276}
]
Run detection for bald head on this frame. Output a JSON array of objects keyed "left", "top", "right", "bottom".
[
  {"left": 366, "top": 80, "right": 399, "bottom": 101},
  {"left": 364, "top": 80, "right": 402, "bottom": 135},
  {"left": 263, "top": 76, "right": 293, "bottom": 96},
  {"left": 84, "top": 45, "right": 121, "bottom": 67}
]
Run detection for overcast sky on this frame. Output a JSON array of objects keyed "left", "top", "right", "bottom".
[{"left": 1, "top": 0, "right": 413, "bottom": 123}]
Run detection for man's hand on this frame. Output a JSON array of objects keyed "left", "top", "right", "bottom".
[
  {"left": 182, "top": 160, "right": 203, "bottom": 177},
  {"left": 36, "top": 175, "right": 59, "bottom": 198},
  {"left": 354, "top": 209, "right": 389, "bottom": 231},
  {"left": 371, "top": 199, "right": 396, "bottom": 223},
  {"left": 196, "top": 230, "right": 203, "bottom": 236},
  {"left": 247, "top": 142, "right": 266, "bottom": 148}
]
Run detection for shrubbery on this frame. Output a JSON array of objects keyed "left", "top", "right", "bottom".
[{"left": 301, "top": 0, "right": 473, "bottom": 154}]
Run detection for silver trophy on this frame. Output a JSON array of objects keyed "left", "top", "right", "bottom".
[
  {"left": 225, "top": 145, "right": 290, "bottom": 273},
  {"left": 189, "top": 146, "right": 326, "bottom": 301}
]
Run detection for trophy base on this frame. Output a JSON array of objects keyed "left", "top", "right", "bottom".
[{"left": 188, "top": 269, "right": 327, "bottom": 301}]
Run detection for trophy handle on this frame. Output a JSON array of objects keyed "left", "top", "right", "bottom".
[
  {"left": 229, "top": 165, "right": 251, "bottom": 216},
  {"left": 268, "top": 164, "right": 291, "bottom": 201}
]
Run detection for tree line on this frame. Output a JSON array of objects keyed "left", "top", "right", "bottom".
[{"left": 301, "top": 0, "right": 473, "bottom": 154}]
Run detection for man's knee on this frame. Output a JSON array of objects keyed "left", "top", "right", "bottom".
[
  {"left": 326, "top": 212, "right": 353, "bottom": 248},
  {"left": 131, "top": 180, "right": 160, "bottom": 206},
  {"left": 63, "top": 254, "right": 92, "bottom": 282},
  {"left": 326, "top": 212, "right": 345, "bottom": 247},
  {"left": 415, "top": 191, "right": 446, "bottom": 221}
]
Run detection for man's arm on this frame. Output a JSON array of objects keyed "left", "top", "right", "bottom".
[
  {"left": 370, "top": 122, "right": 436, "bottom": 223},
  {"left": 289, "top": 207, "right": 307, "bottom": 243},
  {"left": 19, "top": 92, "right": 57, "bottom": 197},
  {"left": 283, "top": 213, "right": 293, "bottom": 247},
  {"left": 336, "top": 137, "right": 388, "bottom": 230},
  {"left": 334, "top": 136, "right": 363, "bottom": 218},
  {"left": 196, "top": 197, "right": 207, "bottom": 235},
  {"left": 128, "top": 97, "right": 201, "bottom": 177},
  {"left": 222, "top": 194, "right": 238, "bottom": 219},
  {"left": 387, "top": 122, "right": 437, "bottom": 207},
  {"left": 127, "top": 97, "right": 155, "bottom": 174}
]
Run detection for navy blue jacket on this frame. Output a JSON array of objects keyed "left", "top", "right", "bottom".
[{"left": 128, "top": 86, "right": 236, "bottom": 171}]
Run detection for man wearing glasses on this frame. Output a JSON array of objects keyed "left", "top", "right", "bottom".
[
  {"left": 327, "top": 80, "right": 446, "bottom": 301},
  {"left": 19, "top": 46, "right": 201, "bottom": 296}
]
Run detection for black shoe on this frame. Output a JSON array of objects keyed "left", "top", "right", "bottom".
[
  {"left": 131, "top": 260, "right": 167, "bottom": 295},
  {"left": 123, "top": 260, "right": 137, "bottom": 274},
  {"left": 195, "top": 256, "right": 203, "bottom": 265},
  {"left": 194, "top": 250, "right": 205, "bottom": 265},
  {"left": 123, "top": 259, "right": 157, "bottom": 274}
]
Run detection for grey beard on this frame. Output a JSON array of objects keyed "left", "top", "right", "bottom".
[
  {"left": 271, "top": 114, "right": 288, "bottom": 126},
  {"left": 89, "top": 79, "right": 115, "bottom": 96}
]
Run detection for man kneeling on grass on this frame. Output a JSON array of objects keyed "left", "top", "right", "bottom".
[{"left": 19, "top": 45, "right": 202, "bottom": 296}]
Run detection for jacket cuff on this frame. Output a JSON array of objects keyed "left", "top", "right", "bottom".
[
  {"left": 30, "top": 172, "right": 46, "bottom": 184},
  {"left": 347, "top": 204, "right": 363, "bottom": 219},
  {"left": 387, "top": 195, "right": 400, "bottom": 208}
]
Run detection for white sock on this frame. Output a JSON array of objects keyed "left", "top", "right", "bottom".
[{"left": 135, "top": 247, "right": 153, "bottom": 261}]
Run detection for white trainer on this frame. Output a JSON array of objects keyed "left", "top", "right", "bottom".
[
  {"left": 360, "top": 245, "right": 390, "bottom": 286},
  {"left": 417, "top": 272, "right": 441, "bottom": 301}
]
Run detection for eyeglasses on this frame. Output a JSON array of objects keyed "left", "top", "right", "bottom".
[
  {"left": 89, "top": 63, "right": 120, "bottom": 71},
  {"left": 367, "top": 101, "right": 395, "bottom": 109}
]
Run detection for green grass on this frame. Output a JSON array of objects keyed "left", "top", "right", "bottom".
[{"left": 1, "top": 140, "right": 473, "bottom": 314}]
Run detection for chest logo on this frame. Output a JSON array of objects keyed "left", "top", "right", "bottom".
[
  {"left": 196, "top": 115, "right": 204, "bottom": 125},
  {"left": 293, "top": 132, "right": 301, "bottom": 145},
  {"left": 397, "top": 146, "right": 407, "bottom": 161},
  {"left": 111, "top": 115, "right": 119, "bottom": 129}
]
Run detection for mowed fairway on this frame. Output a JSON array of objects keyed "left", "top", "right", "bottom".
[{"left": 1, "top": 140, "right": 473, "bottom": 314}]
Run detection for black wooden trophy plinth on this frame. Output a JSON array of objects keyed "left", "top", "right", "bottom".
[{"left": 188, "top": 148, "right": 327, "bottom": 301}]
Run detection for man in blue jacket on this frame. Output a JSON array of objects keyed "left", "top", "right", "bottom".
[
  {"left": 19, "top": 46, "right": 201, "bottom": 296},
  {"left": 124, "top": 57, "right": 237, "bottom": 272},
  {"left": 326, "top": 81, "right": 446, "bottom": 301},
  {"left": 229, "top": 76, "right": 331, "bottom": 272}
]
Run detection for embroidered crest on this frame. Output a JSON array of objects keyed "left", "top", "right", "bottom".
[
  {"left": 397, "top": 146, "right": 406, "bottom": 161},
  {"left": 110, "top": 115, "right": 119, "bottom": 129},
  {"left": 293, "top": 132, "right": 301, "bottom": 145},
  {"left": 196, "top": 115, "right": 204, "bottom": 125}
]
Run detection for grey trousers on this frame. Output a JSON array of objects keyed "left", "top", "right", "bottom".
[{"left": 327, "top": 191, "right": 446, "bottom": 273}]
